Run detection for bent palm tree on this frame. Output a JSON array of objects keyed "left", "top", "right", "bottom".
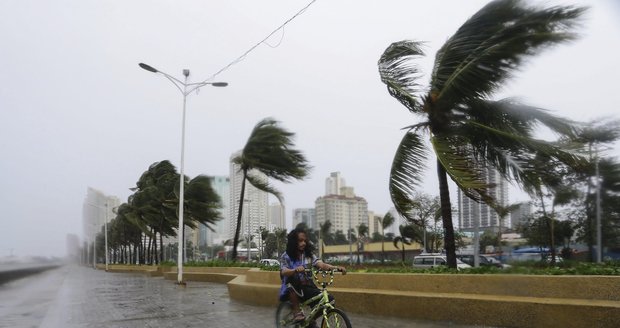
[
  {"left": 378, "top": 0, "right": 586, "bottom": 268},
  {"left": 378, "top": 212, "right": 395, "bottom": 263},
  {"left": 231, "top": 118, "right": 311, "bottom": 261}
]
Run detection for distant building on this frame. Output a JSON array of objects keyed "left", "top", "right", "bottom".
[
  {"left": 82, "top": 187, "right": 120, "bottom": 262},
  {"left": 386, "top": 207, "right": 408, "bottom": 236},
  {"left": 268, "top": 202, "right": 286, "bottom": 231},
  {"left": 228, "top": 151, "right": 269, "bottom": 246},
  {"left": 325, "top": 172, "right": 346, "bottom": 196},
  {"left": 367, "top": 211, "right": 382, "bottom": 237},
  {"left": 198, "top": 176, "right": 230, "bottom": 246},
  {"left": 457, "top": 167, "right": 509, "bottom": 233},
  {"left": 510, "top": 202, "right": 533, "bottom": 230},
  {"left": 315, "top": 185, "right": 368, "bottom": 237},
  {"left": 292, "top": 208, "right": 316, "bottom": 230},
  {"left": 66, "top": 234, "right": 80, "bottom": 263}
]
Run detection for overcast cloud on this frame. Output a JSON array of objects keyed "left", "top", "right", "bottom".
[{"left": 1, "top": 0, "right": 618, "bottom": 258}]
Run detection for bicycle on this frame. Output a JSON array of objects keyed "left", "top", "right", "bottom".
[{"left": 275, "top": 268, "right": 352, "bottom": 328}]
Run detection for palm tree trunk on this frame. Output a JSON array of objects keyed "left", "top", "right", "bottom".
[
  {"left": 232, "top": 169, "right": 248, "bottom": 261},
  {"left": 159, "top": 233, "right": 164, "bottom": 264},
  {"left": 437, "top": 160, "right": 457, "bottom": 268},
  {"left": 381, "top": 230, "right": 385, "bottom": 263}
]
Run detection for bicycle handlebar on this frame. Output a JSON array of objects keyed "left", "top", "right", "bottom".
[{"left": 302, "top": 268, "right": 344, "bottom": 274}]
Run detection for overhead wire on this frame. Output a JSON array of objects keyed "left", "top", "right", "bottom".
[{"left": 199, "top": 0, "right": 318, "bottom": 83}]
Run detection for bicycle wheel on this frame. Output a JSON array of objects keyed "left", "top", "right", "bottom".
[
  {"left": 320, "top": 308, "right": 352, "bottom": 328},
  {"left": 275, "top": 301, "right": 298, "bottom": 328}
]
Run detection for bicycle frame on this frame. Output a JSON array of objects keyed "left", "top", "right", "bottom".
[{"left": 283, "top": 269, "right": 339, "bottom": 327}]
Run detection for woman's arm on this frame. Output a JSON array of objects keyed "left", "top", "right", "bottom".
[
  {"left": 315, "top": 261, "right": 347, "bottom": 275},
  {"left": 281, "top": 265, "right": 306, "bottom": 277}
]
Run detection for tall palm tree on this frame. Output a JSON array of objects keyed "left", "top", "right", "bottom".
[
  {"left": 393, "top": 224, "right": 417, "bottom": 264},
  {"left": 319, "top": 220, "right": 333, "bottom": 258},
  {"left": 356, "top": 223, "right": 368, "bottom": 264},
  {"left": 231, "top": 118, "right": 311, "bottom": 260},
  {"left": 378, "top": 0, "right": 586, "bottom": 268},
  {"left": 378, "top": 212, "right": 395, "bottom": 263}
]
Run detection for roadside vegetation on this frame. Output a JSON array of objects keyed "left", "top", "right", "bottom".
[{"left": 156, "top": 258, "right": 620, "bottom": 275}]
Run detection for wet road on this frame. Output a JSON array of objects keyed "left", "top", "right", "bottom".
[{"left": 0, "top": 265, "right": 477, "bottom": 328}]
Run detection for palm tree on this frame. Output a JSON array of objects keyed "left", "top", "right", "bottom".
[
  {"left": 356, "top": 223, "right": 368, "bottom": 264},
  {"left": 319, "top": 220, "right": 333, "bottom": 258},
  {"left": 393, "top": 225, "right": 417, "bottom": 264},
  {"left": 231, "top": 118, "right": 311, "bottom": 261},
  {"left": 378, "top": 212, "right": 395, "bottom": 263},
  {"left": 494, "top": 202, "right": 522, "bottom": 259},
  {"left": 378, "top": 0, "right": 586, "bottom": 268}
]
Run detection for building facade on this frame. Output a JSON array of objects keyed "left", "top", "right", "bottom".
[
  {"left": 315, "top": 186, "right": 368, "bottom": 237},
  {"left": 268, "top": 203, "right": 286, "bottom": 231},
  {"left": 82, "top": 187, "right": 121, "bottom": 262},
  {"left": 510, "top": 202, "right": 533, "bottom": 230},
  {"left": 325, "top": 171, "right": 346, "bottom": 196},
  {"left": 228, "top": 151, "right": 269, "bottom": 246},
  {"left": 197, "top": 175, "right": 230, "bottom": 246},
  {"left": 457, "top": 167, "right": 509, "bottom": 233},
  {"left": 292, "top": 208, "right": 317, "bottom": 230}
]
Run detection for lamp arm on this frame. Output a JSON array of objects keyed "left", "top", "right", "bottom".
[{"left": 160, "top": 74, "right": 185, "bottom": 95}]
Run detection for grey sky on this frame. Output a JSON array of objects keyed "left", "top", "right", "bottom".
[{"left": 1, "top": 0, "right": 618, "bottom": 258}]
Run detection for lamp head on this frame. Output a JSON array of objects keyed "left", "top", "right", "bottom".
[
  {"left": 212, "top": 82, "right": 228, "bottom": 87},
  {"left": 139, "top": 63, "right": 158, "bottom": 73}
]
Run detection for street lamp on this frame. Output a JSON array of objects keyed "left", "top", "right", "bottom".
[
  {"left": 595, "top": 151, "right": 602, "bottom": 263},
  {"left": 348, "top": 202, "right": 353, "bottom": 266},
  {"left": 87, "top": 202, "right": 116, "bottom": 271},
  {"left": 244, "top": 199, "right": 252, "bottom": 262},
  {"left": 139, "top": 62, "right": 227, "bottom": 285}
]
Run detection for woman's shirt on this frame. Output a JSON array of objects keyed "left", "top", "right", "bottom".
[{"left": 279, "top": 252, "right": 319, "bottom": 297}]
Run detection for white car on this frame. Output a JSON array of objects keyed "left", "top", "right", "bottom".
[
  {"left": 259, "top": 259, "right": 280, "bottom": 266},
  {"left": 413, "top": 254, "right": 471, "bottom": 270}
]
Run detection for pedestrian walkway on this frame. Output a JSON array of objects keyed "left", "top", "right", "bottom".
[{"left": 1, "top": 265, "right": 478, "bottom": 327}]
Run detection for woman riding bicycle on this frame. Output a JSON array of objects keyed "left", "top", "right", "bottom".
[{"left": 279, "top": 228, "right": 346, "bottom": 324}]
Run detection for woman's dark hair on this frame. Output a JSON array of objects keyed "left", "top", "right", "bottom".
[{"left": 285, "top": 228, "right": 315, "bottom": 259}]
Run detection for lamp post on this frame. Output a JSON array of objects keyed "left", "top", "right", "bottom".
[
  {"left": 595, "top": 152, "right": 602, "bottom": 263},
  {"left": 244, "top": 199, "right": 252, "bottom": 262},
  {"left": 139, "top": 63, "right": 227, "bottom": 284},
  {"left": 348, "top": 202, "right": 353, "bottom": 266},
  {"left": 87, "top": 202, "right": 116, "bottom": 271}
]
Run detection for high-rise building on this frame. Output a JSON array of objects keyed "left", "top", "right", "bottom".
[
  {"left": 315, "top": 185, "right": 368, "bottom": 237},
  {"left": 325, "top": 172, "right": 346, "bottom": 196},
  {"left": 510, "top": 202, "right": 533, "bottom": 230},
  {"left": 229, "top": 151, "right": 269, "bottom": 246},
  {"left": 198, "top": 176, "right": 230, "bottom": 246},
  {"left": 385, "top": 207, "right": 409, "bottom": 236},
  {"left": 268, "top": 203, "right": 286, "bottom": 231},
  {"left": 292, "top": 208, "right": 316, "bottom": 230},
  {"left": 457, "top": 167, "right": 509, "bottom": 233},
  {"left": 367, "top": 211, "right": 382, "bottom": 237},
  {"left": 82, "top": 187, "right": 121, "bottom": 261}
]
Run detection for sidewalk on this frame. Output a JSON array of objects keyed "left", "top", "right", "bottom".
[{"left": 1, "top": 265, "right": 477, "bottom": 327}]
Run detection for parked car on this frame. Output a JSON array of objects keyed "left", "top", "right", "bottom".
[
  {"left": 456, "top": 254, "right": 510, "bottom": 268},
  {"left": 413, "top": 254, "right": 471, "bottom": 270},
  {"left": 259, "top": 259, "right": 280, "bottom": 266}
]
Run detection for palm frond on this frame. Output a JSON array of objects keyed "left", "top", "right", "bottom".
[
  {"left": 246, "top": 172, "right": 283, "bottom": 203},
  {"left": 378, "top": 40, "right": 427, "bottom": 114},
  {"left": 576, "top": 118, "right": 620, "bottom": 145},
  {"left": 432, "top": 0, "right": 586, "bottom": 105},
  {"left": 389, "top": 131, "right": 428, "bottom": 221},
  {"left": 241, "top": 117, "right": 312, "bottom": 182},
  {"left": 465, "top": 120, "right": 586, "bottom": 173},
  {"left": 431, "top": 135, "right": 495, "bottom": 205},
  {"left": 464, "top": 98, "right": 579, "bottom": 137}
]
